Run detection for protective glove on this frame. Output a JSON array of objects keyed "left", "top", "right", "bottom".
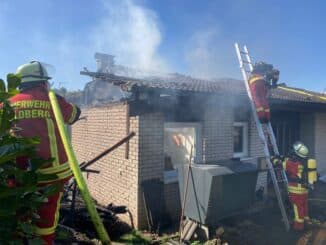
[{"left": 271, "top": 155, "right": 284, "bottom": 168}]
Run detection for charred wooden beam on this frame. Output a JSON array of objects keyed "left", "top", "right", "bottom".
[{"left": 80, "top": 132, "right": 136, "bottom": 171}]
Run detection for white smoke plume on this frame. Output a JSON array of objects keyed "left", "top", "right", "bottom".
[
  {"left": 91, "top": 0, "right": 168, "bottom": 72},
  {"left": 0, "top": 0, "right": 169, "bottom": 90},
  {"left": 184, "top": 28, "right": 239, "bottom": 80}
]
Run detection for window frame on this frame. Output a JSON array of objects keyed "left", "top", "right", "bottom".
[
  {"left": 233, "top": 122, "right": 249, "bottom": 159},
  {"left": 163, "top": 122, "right": 202, "bottom": 184}
]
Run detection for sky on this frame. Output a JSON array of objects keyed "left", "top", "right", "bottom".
[{"left": 0, "top": 0, "right": 325, "bottom": 92}]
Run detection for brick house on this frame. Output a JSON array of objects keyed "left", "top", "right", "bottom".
[{"left": 71, "top": 72, "right": 326, "bottom": 229}]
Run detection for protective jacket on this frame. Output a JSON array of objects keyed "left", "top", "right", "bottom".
[
  {"left": 9, "top": 84, "right": 80, "bottom": 244},
  {"left": 248, "top": 74, "right": 270, "bottom": 123}
]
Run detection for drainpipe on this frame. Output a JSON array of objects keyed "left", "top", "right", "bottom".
[{"left": 125, "top": 103, "right": 130, "bottom": 159}]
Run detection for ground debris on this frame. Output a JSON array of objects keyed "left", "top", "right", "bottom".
[
  {"left": 203, "top": 238, "right": 221, "bottom": 245},
  {"left": 55, "top": 224, "right": 96, "bottom": 244},
  {"left": 55, "top": 181, "right": 326, "bottom": 244}
]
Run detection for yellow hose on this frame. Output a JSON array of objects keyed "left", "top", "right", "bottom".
[
  {"left": 48, "top": 90, "right": 110, "bottom": 244},
  {"left": 278, "top": 86, "right": 326, "bottom": 101}
]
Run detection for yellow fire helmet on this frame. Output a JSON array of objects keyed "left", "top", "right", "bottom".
[
  {"left": 293, "top": 141, "right": 309, "bottom": 159},
  {"left": 16, "top": 61, "right": 54, "bottom": 83}
]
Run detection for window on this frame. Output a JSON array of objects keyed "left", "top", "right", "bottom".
[
  {"left": 233, "top": 122, "right": 248, "bottom": 158},
  {"left": 164, "top": 123, "right": 202, "bottom": 183}
]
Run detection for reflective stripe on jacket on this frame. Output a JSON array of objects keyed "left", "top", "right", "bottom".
[
  {"left": 9, "top": 86, "right": 80, "bottom": 182},
  {"left": 283, "top": 158, "right": 308, "bottom": 193}
]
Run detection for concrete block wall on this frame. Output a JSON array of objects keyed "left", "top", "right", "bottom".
[
  {"left": 138, "top": 112, "right": 165, "bottom": 229},
  {"left": 247, "top": 115, "right": 267, "bottom": 190},
  {"left": 70, "top": 97, "right": 276, "bottom": 229},
  {"left": 163, "top": 99, "right": 266, "bottom": 223},
  {"left": 202, "top": 95, "right": 234, "bottom": 162},
  {"left": 315, "top": 113, "right": 326, "bottom": 174},
  {"left": 202, "top": 95, "right": 265, "bottom": 190},
  {"left": 162, "top": 95, "right": 236, "bottom": 225},
  {"left": 164, "top": 182, "right": 181, "bottom": 224},
  {"left": 248, "top": 115, "right": 264, "bottom": 160},
  {"left": 71, "top": 102, "right": 141, "bottom": 227},
  {"left": 72, "top": 107, "right": 172, "bottom": 229}
]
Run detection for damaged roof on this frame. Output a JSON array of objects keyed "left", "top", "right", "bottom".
[
  {"left": 122, "top": 75, "right": 244, "bottom": 94},
  {"left": 124, "top": 74, "right": 326, "bottom": 105},
  {"left": 80, "top": 71, "right": 326, "bottom": 105}
]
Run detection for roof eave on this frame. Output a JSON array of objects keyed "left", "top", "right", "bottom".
[{"left": 270, "top": 99, "right": 326, "bottom": 112}]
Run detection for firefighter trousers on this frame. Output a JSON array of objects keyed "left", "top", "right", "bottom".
[
  {"left": 288, "top": 192, "right": 308, "bottom": 230},
  {"left": 34, "top": 189, "right": 63, "bottom": 244}
]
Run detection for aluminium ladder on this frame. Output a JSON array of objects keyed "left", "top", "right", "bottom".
[{"left": 234, "top": 43, "right": 290, "bottom": 231}]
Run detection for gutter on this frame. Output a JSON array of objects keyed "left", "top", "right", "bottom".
[{"left": 278, "top": 86, "right": 326, "bottom": 101}]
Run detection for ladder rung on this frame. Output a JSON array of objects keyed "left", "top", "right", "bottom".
[{"left": 235, "top": 42, "right": 290, "bottom": 231}]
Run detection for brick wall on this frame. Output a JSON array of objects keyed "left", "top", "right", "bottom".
[
  {"left": 315, "top": 112, "right": 326, "bottom": 174},
  {"left": 163, "top": 97, "right": 266, "bottom": 224},
  {"left": 202, "top": 94, "right": 265, "bottom": 190},
  {"left": 247, "top": 114, "right": 266, "bottom": 190},
  {"left": 71, "top": 102, "right": 141, "bottom": 227},
  {"left": 72, "top": 106, "right": 177, "bottom": 229},
  {"left": 164, "top": 182, "right": 181, "bottom": 224},
  {"left": 162, "top": 94, "right": 236, "bottom": 226},
  {"left": 138, "top": 112, "right": 165, "bottom": 229},
  {"left": 70, "top": 94, "right": 326, "bottom": 231},
  {"left": 202, "top": 95, "right": 234, "bottom": 162},
  {"left": 70, "top": 96, "right": 272, "bottom": 229}
]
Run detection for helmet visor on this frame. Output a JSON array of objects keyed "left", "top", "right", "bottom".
[{"left": 39, "top": 62, "right": 55, "bottom": 79}]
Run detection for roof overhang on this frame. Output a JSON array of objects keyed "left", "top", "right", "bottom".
[{"left": 270, "top": 99, "right": 326, "bottom": 112}]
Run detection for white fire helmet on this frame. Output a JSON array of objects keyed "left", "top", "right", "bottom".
[{"left": 293, "top": 141, "right": 309, "bottom": 159}]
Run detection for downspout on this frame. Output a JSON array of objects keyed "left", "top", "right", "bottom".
[{"left": 125, "top": 102, "right": 130, "bottom": 159}]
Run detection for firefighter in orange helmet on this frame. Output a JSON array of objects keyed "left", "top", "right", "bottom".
[
  {"left": 272, "top": 142, "right": 318, "bottom": 231},
  {"left": 248, "top": 62, "right": 279, "bottom": 123},
  {"left": 10, "top": 61, "right": 81, "bottom": 244}
]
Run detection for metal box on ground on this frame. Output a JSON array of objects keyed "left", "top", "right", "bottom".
[{"left": 178, "top": 160, "right": 258, "bottom": 227}]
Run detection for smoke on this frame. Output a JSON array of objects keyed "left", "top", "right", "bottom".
[
  {"left": 91, "top": 0, "right": 168, "bottom": 72},
  {"left": 184, "top": 28, "right": 239, "bottom": 80},
  {"left": 0, "top": 0, "right": 169, "bottom": 90}
]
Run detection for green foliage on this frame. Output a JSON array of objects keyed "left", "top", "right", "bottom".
[
  {"left": 191, "top": 241, "right": 203, "bottom": 245},
  {"left": 0, "top": 75, "right": 59, "bottom": 244},
  {"left": 117, "top": 230, "right": 151, "bottom": 244},
  {"left": 0, "top": 79, "right": 5, "bottom": 92}
]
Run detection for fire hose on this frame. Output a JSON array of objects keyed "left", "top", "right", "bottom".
[{"left": 49, "top": 90, "right": 110, "bottom": 244}]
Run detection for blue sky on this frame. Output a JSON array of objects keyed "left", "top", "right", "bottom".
[{"left": 0, "top": 0, "right": 325, "bottom": 92}]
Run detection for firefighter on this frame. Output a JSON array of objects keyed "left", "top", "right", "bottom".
[
  {"left": 248, "top": 62, "right": 279, "bottom": 123},
  {"left": 272, "top": 141, "right": 318, "bottom": 231},
  {"left": 10, "top": 61, "right": 81, "bottom": 244}
]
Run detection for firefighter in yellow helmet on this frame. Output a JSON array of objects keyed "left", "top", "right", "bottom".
[
  {"left": 10, "top": 61, "right": 80, "bottom": 244},
  {"left": 272, "top": 141, "right": 318, "bottom": 230}
]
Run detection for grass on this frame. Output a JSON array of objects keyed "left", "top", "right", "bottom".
[
  {"left": 116, "top": 230, "right": 152, "bottom": 244},
  {"left": 55, "top": 227, "right": 73, "bottom": 240}
]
